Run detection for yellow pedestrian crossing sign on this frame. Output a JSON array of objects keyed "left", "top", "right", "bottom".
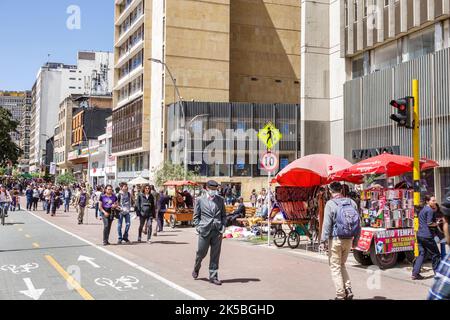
[{"left": 258, "top": 122, "right": 282, "bottom": 150}]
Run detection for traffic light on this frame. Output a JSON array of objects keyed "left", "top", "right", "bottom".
[{"left": 390, "top": 97, "right": 414, "bottom": 129}]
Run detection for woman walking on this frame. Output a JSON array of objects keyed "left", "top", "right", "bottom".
[
  {"left": 99, "top": 185, "right": 118, "bottom": 246},
  {"left": 137, "top": 185, "right": 155, "bottom": 243}
]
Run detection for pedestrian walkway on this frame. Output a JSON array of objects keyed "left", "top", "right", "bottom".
[{"left": 15, "top": 197, "right": 433, "bottom": 300}]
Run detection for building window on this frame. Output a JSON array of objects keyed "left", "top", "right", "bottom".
[
  {"left": 406, "top": 27, "right": 435, "bottom": 61},
  {"left": 372, "top": 41, "right": 398, "bottom": 71}
]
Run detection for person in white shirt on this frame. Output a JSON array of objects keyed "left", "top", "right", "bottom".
[{"left": 0, "top": 186, "right": 12, "bottom": 217}]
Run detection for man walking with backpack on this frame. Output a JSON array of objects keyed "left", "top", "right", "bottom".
[{"left": 320, "top": 182, "right": 361, "bottom": 300}]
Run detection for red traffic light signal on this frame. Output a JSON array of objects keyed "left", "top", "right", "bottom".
[{"left": 390, "top": 97, "right": 414, "bottom": 129}]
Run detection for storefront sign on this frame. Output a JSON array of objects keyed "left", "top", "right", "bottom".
[
  {"left": 356, "top": 229, "right": 375, "bottom": 252},
  {"left": 352, "top": 146, "right": 400, "bottom": 160},
  {"left": 68, "top": 150, "right": 80, "bottom": 161},
  {"left": 373, "top": 228, "right": 415, "bottom": 254}
]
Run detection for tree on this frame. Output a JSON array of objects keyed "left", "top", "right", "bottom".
[
  {"left": 155, "top": 163, "right": 198, "bottom": 187},
  {"left": 0, "top": 107, "right": 22, "bottom": 167},
  {"left": 56, "top": 172, "right": 77, "bottom": 186}
]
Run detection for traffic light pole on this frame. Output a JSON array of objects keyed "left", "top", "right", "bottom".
[{"left": 412, "top": 79, "right": 420, "bottom": 257}]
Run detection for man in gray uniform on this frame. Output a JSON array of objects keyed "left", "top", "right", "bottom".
[{"left": 192, "top": 180, "right": 227, "bottom": 285}]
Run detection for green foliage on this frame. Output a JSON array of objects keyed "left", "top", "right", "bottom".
[
  {"left": 0, "top": 167, "right": 6, "bottom": 176},
  {"left": 155, "top": 163, "right": 198, "bottom": 188},
  {"left": 56, "top": 172, "right": 77, "bottom": 186},
  {"left": 0, "top": 107, "right": 23, "bottom": 167},
  {"left": 31, "top": 172, "right": 41, "bottom": 179}
]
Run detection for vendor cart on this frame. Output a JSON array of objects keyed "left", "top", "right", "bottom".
[
  {"left": 162, "top": 180, "right": 199, "bottom": 228},
  {"left": 331, "top": 153, "right": 440, "bottom": 269},
  {"left": 267, "top": 185, "right": 329, "bottom": 250},
  {"left": 352, "top": 187, "right": 416, "bottom": 269}
]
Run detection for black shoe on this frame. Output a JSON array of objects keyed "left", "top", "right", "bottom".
[
  {"left": 334, "top": 297, "right": 346, "bottom": 300},
  {"left": 209, "top": 278, "right": 222, "bottom": 286},
  {"left": 123, "top": 239, "right": 131, "bottom": 244},
  {"left": 103, "top": 242, "right": 110, "bottom": 246},
  {"left": 117, "top": 240, "right": 123, "bottom": 245},
  {"left": 192, "top": 271, "right": 199, "bottom": 279},
  {"left": 345, "top": 288, "right": 354, "bottom": 300},
  {"left": 412, "top": 274, "right": 425, "bottom": 280},
  {"left": 138, "top": 238, "right": 142, "bottom": 242}
]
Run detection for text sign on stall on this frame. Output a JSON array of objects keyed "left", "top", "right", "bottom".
[{"left": 261, "top": 152, "right": 279, "bottom": 173}]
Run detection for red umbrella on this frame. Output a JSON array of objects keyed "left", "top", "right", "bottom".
[
  {"left": 331, "top": 153, "right": 439, "bottom": 180},
  {"left": 273, "top": 154, "right": 358, "bottom": 187}
]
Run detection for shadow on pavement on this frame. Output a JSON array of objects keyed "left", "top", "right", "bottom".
[
  {"left": 1, "top": 222, "right": 25, "bottom": 226},
  {"left": 198, "top": 278, "right": 261, "bottom": 284},
  {"left": 151, "top": 241, "right": 189, "bottom": 245},
  {"left": 363, "top": 296, "right": 392, "bottom": 300}
]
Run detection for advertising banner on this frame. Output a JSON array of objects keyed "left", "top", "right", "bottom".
[
  {"left": 373, "top": 228, "right": 415, "bottom": 254},
  {"left": 356, "top": 229, "right": 375, "bottom": 252}
]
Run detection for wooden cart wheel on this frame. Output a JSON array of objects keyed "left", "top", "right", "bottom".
[
  {"left": 170, "top": 215, "right": 177, "bottom": 229},
  {"left": 273, "top": 229, "right": 286, "bottom": 248},
  {"left": 287, "top": 231, "right": 300, "bottom": 249}
]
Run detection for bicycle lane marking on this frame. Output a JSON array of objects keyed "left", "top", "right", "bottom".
[
  {"left": 45, "top": 255, "right": 94, "bottom": 300},
  {"left": 26, "top": 210, "right": 205, "bottom": 300}
]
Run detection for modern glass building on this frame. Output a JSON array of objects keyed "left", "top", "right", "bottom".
[{"left": 167, "top": 102, "right": 301, "bottom": 179}]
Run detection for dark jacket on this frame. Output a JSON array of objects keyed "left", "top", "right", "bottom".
[
  {"left": 137, "top": 193, "right": 155, "bottom": 218},
  {"left": 232, "top": 203, "right": 246, "bottom": 218},
  {"left": 26, "top": 189, "right": 33, "bottom": 199},
  {"left": 193, "top": 195, "right": 227, "bottom": 236}
]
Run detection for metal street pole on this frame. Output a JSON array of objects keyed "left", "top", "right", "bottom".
[
  {"left": 149, "top": 58, "right": 188, "bottom": 178},
  {"left": 412, "top": 79, "right": 420, "bottom": 257}
]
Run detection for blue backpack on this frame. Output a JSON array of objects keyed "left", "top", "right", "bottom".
[{"left": 332, "top": 198, "right": 361, "bottom": 239}]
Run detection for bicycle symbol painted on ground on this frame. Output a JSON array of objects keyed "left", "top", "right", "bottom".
[
  {"left": 0, "top": 263, "right": 39, "bottom": 274},
  {"left": 94, "top": 276, "right": 140, "bottom": 291}
]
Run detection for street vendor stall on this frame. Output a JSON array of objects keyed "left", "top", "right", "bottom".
[
  {"left": 270, "top": 154, "right": 358, "bottom": 249},
  {"left": 331, "top": 152, "right": 439, "bottom": 269},
  {"left": 162, "top": 180, "right": 199, "bottom": 228},
  {"left": 269, "top": 185, "right": 329, "bottom": 249}
]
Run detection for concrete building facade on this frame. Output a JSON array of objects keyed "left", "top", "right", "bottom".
[
  {"left": 0, "top": 91, "right": 27, "bottom": 150},
  {"left": 113, "top": 0, "right": 301, "bottom": 189},
  {"left": 29, "top": 51, "right": 113, "bottom": 173},
  {"left": 340, "top": 0, "right": 450, "bottom": 201}
]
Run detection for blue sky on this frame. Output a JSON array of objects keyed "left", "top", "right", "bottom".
[{"left": 0, "top": 0, "right": 114, "bottom": 91}]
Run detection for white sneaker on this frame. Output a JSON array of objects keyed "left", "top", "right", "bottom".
[{"left": 147, "top": 240, "right": 152, "bottom": 244}]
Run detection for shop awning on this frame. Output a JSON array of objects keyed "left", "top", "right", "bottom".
[
  {"left": 273, "top": 154, "right": 360, "bottom": 187},
  {"left": 330, "top": 153, "right": 439, "bottom": 180}
]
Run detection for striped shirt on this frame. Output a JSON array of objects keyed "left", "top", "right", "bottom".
[{"left": 428, "top": 253, "right": 450, "bottom": 300}]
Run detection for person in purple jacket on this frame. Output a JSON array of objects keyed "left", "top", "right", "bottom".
[{"left": 99, "top": 185, "right": 118, "bottom": 246}]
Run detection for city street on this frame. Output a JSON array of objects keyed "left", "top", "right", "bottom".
[{"left": 0, "top": 201, "right": 435, "bottom": 300}]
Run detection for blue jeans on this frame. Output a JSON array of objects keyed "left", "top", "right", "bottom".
[
  {"left": 440, "top": 241, "right": 447, "bottom": 260},
  {"left": 117, "top": 213, "right": 131, "bottom": 241},
  {"left": 64, "top": 198, "right": 70, "bottom": 212},
  {"left": 412, "top": 237, "right": 441, "bottom": 276}
]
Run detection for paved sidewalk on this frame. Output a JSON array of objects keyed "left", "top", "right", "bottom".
[{"left": 19, "top": 199, "right": 434, "bottom": 300}]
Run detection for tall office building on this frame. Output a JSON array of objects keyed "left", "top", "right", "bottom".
[
  {"left": 0, "top": 91, "right": 31, "bottom": 170},
  {"left": 113, "top": 0, "right": 301, "bottom": 187},
  {"left": 0, "top": 91, "right": 26, "bottom": 146},
  {"left": 340, "top": 0, "right": 450, "bottom": 201},
  {"left": 29, "top": 51, "right": 113, "bottom": 172}
]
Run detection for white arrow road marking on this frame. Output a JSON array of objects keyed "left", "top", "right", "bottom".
[
  {"left": 77, "top": 255, "right": 100, "bottom": 269},
  {"left": 20, "top": 278, "right": 45, "bottom": 300}
]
